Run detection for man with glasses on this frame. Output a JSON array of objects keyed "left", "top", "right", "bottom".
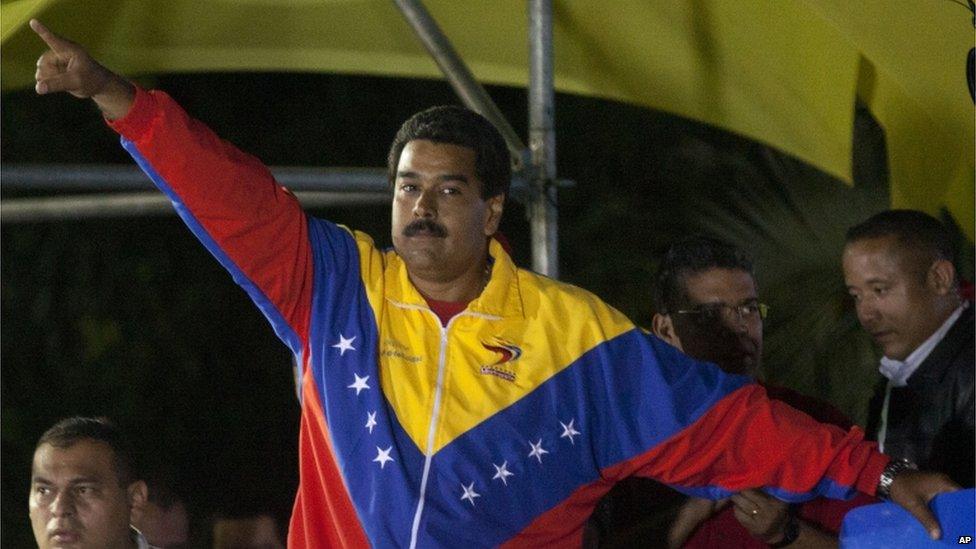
[{"left": 591, "top": 236, "right": 874, "bottom": 547}]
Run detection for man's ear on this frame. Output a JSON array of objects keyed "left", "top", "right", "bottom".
[
  {"left": 651, "top": 313, "right": 683, "bottom": 350},
  {"left": 127, "top": 480, "right": 148, "bottom": 512},
  {"left": 927, "top": 259, "right": 956, "bottom": 296},
  {"left": 483, "top": 193, "right": 505, "bottom": 236}
]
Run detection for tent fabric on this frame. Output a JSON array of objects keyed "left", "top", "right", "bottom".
[{"left": 1, "top": 0, "right": 972, "bottom": 238}]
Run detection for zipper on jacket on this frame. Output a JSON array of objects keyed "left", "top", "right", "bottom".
[
  {"left": 393, "top": 302, "right": 499, "bottom": 549},
  {"left": 408, "top": 313, "right": 451, "bottom": 549}
]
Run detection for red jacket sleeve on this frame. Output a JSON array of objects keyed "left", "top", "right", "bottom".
[
  {"left": 636, "top": 385, "right": 889, "bottom": 500},
  {"left": 108, "top": 87, "right": 313, "bottom": 356}
]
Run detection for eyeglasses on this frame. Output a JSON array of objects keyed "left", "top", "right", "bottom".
[{"left": 673, "top": 302, "right": 769, "bottom": 325}]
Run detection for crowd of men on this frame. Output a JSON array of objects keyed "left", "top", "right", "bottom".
[{"left": 24, "top": 18, "right": 973, "bottom": 549}]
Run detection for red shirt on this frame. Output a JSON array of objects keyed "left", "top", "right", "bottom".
[{"left": 425, "top": 297, "right": 469, "bottom": 327}]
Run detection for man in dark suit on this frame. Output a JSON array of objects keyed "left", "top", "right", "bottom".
[{"left": 843, "top": 210, "right": 974, "bottom": 487}]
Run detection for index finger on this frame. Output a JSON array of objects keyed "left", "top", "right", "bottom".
[{"left": 29, "top": 19, "right": 72, "bottom": 53}]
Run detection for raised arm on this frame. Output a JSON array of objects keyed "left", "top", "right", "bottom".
[{"left": 30, "top": 20, "right": 320, "bottom": 360}]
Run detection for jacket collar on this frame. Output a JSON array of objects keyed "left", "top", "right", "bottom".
[
  {"left": 385, "top": 238, "right": 525, "bottom": 320},
  {"left": 904, "top": 301, "right": 973, "bottom": 384}
]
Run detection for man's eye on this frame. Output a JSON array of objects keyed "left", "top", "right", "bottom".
[
  {"left": 441, "top": 187, "right": 460, "bottom": 195},
  {"left": 399, "top": 184, "right": 416, "bottom": 192},
  {"left": 743, "top": 304, "right": 760, "bottom": 314},
  {"left": 34, "top": 486, "right": 50, "bottom": 495},
  {"left": 873, "top": 286, "right": 889, "bottom": 296},
  {"left": 699, "top": 306, "right": 722, "bottom": 321}
]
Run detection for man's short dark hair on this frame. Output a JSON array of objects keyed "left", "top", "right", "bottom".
[
  {"left": 35, "top": 416, "right": 135, "bottom": 486},
  {"left": 845, "top": 210, "right": 956, "bottom": 278},
  {"left": 387, "top": 105, "right": 511, "bottom": 199},
  {"left": 653, "top": 236, "right": 756, "bottom": 314}
]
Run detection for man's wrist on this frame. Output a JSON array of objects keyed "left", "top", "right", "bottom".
[
  {"left": 92, "top": 74, "right": 136, "bottom": 121},
  {"left": 876, "top": 458, "right": 918, "bottom": 500}
]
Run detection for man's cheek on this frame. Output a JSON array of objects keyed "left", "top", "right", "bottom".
[{"left": 683, "top": 328, "right": 732, "bottom": 362}]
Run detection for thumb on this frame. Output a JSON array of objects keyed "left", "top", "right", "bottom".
[
  {"left": 891, "top": 471, "right": 958, "bottom": 540},
  {"left": 35, "top": 72, "right": 82, "bottom": 96},
  {"left": 904, "top": 496, "right": 941, "bottom": 540}
]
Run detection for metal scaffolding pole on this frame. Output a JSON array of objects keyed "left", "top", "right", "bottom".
[
  {"left": 1, "top": 164, "right": 391, "bottom": 192},
  {"left": 528, "top": 0, "right": 559, "bottom": 277},
  {"left": 392, "top": 0, "right": 560, "bottom": 277},
  {"left": 0, "top": 164, "right": 394, "bottom": 223},
  {"left": 0, "top": 164, "right": 530, "bottom": 222},
  {"left": 0, "top": 191, "right": 390, "bottom": 224},
  {"left": 392, "top": 0, "right": 528, "bottom": 171}
]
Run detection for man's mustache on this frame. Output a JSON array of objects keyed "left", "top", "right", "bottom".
[{"left": 403, "top": 219, "right": 448, "bottom": 238}]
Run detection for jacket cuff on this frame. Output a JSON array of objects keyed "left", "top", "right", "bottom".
[
  {"left": 105, "top": 85, "right": 155, "bottom": 139},
  {"left": 857, "top": 450, "right": 891, "bottom": 496}
]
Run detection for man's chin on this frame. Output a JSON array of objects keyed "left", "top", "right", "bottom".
[
  {"left": 398, "top": 248, "right": 452, "bottom": 280},
  {"left": 881, "top": 346, "right": 910, "bottom": 362}
]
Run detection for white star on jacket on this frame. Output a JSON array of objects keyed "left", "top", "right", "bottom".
[
  {"left": 492, "top": 461, "right": 514, "bottom": 485},
  {"left": 528, "top": 439, "right": 549, "bottom": 463},
  {"left": 365, "top": 411, "right": 378, "bottom": 433},
  {"left": 373, "top": 446, "right": 394, "bottom": 469},
  {"left": 332, "top": 334, "right": 357, "bottom": 356},
  {"left": 559, "top": 419, "right": 581, "bottom": 445},
  {"left": 348, "top": 373, "right": 370, "bottom": 395},
  {"left": 461, "top": 482, "right": 481, "bottom": 506}
]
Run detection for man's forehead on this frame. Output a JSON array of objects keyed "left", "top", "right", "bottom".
[
  {"left": 845, "top": 234, "right": 897, "bottom": 256},
  {"left": 844, "top": 235, "right": 916, "bottom": 274},
  {"left": 32, "top": 440, "right": 117, "bottom": 482},
  {"left": 398, "top": 140, "right": 477, "bottom": 172},
  {"left": 683, "top": 267, "right": 757, "bottom": 301}
]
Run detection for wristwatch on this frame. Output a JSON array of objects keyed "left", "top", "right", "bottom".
[
  {"left": 876, "top": 457, "right": 918, "bottom": 500},
  {"left": 768, "top": 511, "right": 799, "bottom": 548}
]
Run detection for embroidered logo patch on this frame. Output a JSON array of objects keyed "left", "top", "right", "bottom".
[{"left": 480, "top": 339, "right": 522, "bottom": 382}]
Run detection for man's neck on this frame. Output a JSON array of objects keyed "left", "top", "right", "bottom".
[
  {"left": 410, "top": 261, "right": 490, "bottom": 303},
  {"left": 880, "top": 300, "right": 967, "bottom": 384},
  {"left": 919, "top": 294, "right": 965, "bottom": 343}
]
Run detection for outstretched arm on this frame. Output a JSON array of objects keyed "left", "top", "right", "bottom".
[
  {"left": 29, "top": 19, "right": 320, "bottom": 361},
  {"left": 31, "top": 19, "right": 134, "bottom": 120},
  {"left": 621, "top": 344, "right": 957, "bottom": 542}
]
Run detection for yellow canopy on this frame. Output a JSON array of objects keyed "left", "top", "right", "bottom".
[{"left": 2, "top": 0, "right": 972, "bottom": 238}]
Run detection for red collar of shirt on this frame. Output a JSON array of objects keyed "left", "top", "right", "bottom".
[{"left": 425, "top": 297, "right": 469, "bottom": 327}]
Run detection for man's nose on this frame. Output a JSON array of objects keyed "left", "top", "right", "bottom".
[
  {"left": 412, "top": 191, "right": 436, "bottom": 218},
  {"left": 855, "top": 297, "right": 880, "bottom": 325},
  {"left": 51, "top": 492, "right": 76, "bottom": 517}
]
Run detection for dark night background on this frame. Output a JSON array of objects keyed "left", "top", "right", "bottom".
[{"left": 3, "top": 72, "right": 972, "bottom": 546}]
